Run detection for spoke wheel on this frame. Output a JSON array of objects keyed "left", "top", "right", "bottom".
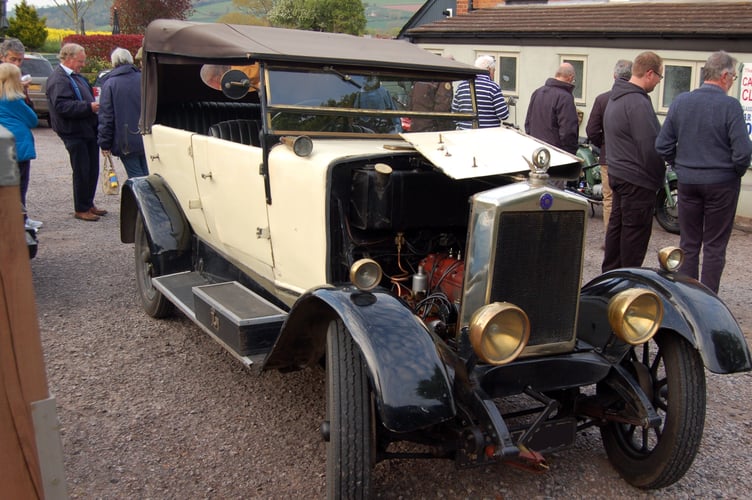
[
  {"left": 325, "top": 319, "right": 374, "bottom": 499},
  {"left": 134, "top": 213, "right": 173, "bottom": 318},
  {"left": 655, "top": 179, "right": 680, "bottom": 234},
  {"left": 600, "top": 333, "right": 706, "bottom": 489}
]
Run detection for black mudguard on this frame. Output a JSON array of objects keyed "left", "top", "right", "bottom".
[
  {"left": 120, "top": 175, "right": 192, "bottom": 275},
  {"left": 579, "top": 268, "right": 751, "bottom": 374},
  {"left": 263, "top": 287, "right": 456, "bottom": 433}
]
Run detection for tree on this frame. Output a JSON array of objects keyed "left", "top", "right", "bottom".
[
  {"left": 7, "top": 0, "right": 48, "bottom": 50},
  {"left": 217, "top": 0, "right": 272, "bottom": 25},
  {"left": 216, "top": 12, "right": 269, "bottom": 27},
  {"left": 231, "top": 0, "right": 274, "bottom": 19},
  {"left": 269, "top": 0, "right": 366, "bottom": 35},
  {"left": 113, "top": 0, "right": 194, "bottom": 35},
  {"left": 52, "top": 0, "right": 96, "bottom": 34}
]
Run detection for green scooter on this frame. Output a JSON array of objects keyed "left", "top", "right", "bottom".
[{"left": 572, "top": 141, "right": 680, "bottom": 234}]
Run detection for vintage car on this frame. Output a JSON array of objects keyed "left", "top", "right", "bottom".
[{"left": 121, "top": 20, "right": 751, "bottom": 497}]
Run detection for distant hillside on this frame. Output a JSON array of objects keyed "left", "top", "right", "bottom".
[{"left": 26, "top": 0, "right": 420, "bottom": 35}]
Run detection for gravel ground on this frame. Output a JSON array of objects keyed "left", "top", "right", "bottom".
[{"left": 26, "top": 125, "right": 752, "bottom": 499}]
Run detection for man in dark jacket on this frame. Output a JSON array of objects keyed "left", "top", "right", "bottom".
[
  {"left": 601, "top": 51, "right": 664, "bottom": 272},
  {"left": 46, "top": 43, "right": 103, "bottom": 222},
  {"left": 98, "top": 47, "right": 147, "bottom": 178},
  {"left": 525, "top": 62, "right": 579, "bottom": 154},
  {"left": 586, "top": 59, "right": 632, "bottom": 230},
  {"left": 656, "top": 51, "right": 752, "bottom": 293}
]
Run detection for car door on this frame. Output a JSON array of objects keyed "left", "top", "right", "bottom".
[{"left": 190, "top": 134, "right": 274, "bottom": 279}]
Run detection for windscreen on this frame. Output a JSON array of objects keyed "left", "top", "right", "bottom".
[{"left": 266, "top": 67, "right": 475, "bottom": 135}]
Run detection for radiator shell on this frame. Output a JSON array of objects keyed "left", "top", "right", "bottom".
[{"left": 460, "top": 182, "right": 588, "bottom": 357}]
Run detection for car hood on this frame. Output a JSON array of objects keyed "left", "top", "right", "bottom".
[{"left": 401, "top": 127, "right": 582, "bottom": 180}]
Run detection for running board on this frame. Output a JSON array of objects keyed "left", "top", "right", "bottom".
[{"left": 152, "top": 272, "right": 287, "bottom": 368}]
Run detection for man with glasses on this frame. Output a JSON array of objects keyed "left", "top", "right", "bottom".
[
  {"left": 656, "top": 51, "right": 752, "bottom": 293},
  {"left": 601, "top": 51, "right": 665, "bottom": 272}
]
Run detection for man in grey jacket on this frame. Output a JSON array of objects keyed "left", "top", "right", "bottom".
[
  {"left": 601, "top": 51, "right": 664, "bottom": 272},
  {"left": 656, "top": 51, "right": 752, "bottom": 293}
]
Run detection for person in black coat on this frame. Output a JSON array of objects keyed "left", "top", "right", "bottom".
[
  {"left": 98, "top": 47, "right": 147, "bottom": 178},
  {"left": 46, "top": 43, "right": 104, "bottom": 222}
]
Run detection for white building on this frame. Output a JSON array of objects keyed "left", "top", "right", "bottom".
[{"left": 404, "top": 0, "right": 752, "bottom": 223}]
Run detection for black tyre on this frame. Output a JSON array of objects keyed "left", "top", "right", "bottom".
[
  {"left": 655, "top": 179, "right": 680, "bottom": 234},
  {"left": 326, "top": 319, "right": 374, "bottom": 499},
  {"left": 134, "top": 213, "right": 173, "bottom": 318},
  {"left": 600, "top": 333, "right": 706, "bottom": 489}
]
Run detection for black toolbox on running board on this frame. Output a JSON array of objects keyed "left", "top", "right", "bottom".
[{"left": 193, "top": 281, "right": 287, "bottom": 356}]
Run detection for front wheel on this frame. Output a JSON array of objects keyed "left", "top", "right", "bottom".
[
  {"left": 655, "top": 179, "right": 680, "bottom": 234},
  {"left": 600, "top": 333, "right": 706, "bottom": 489},
  {"left": 134, "top": 213, "right": 173, "bottom": 318},
  {"left": 325, "top": 319, "right": 374, "bottom": 499}
]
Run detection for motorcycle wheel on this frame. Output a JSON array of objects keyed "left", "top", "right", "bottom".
[
  {"left": 655, "top": 179, "right": 680, "bottom": 234},
  {"left": 599, "top": 333, "right": 706, "bottom": 489}
]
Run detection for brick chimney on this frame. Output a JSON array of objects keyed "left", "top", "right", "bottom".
[{"left": 457, "top": 0, "right": 503, "bottom": 16}]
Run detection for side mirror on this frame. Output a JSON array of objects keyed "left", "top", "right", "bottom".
[{"left": 220, "top": 69, "right": 253, "bottom": 100}]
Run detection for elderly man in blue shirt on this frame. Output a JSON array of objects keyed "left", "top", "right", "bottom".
[
  {"left": 452, "top": 55, "right": 509, "bottom": 129},
  {"left": 656, "top": 50, "right": 752, "bottom": 293}
]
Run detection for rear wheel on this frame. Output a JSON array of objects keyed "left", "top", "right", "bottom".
[
  {"left": 134, "top": 213, "right": 173, "bottom": 318},
  {"left": 325, "top": 319, "right": 374, "bottom": 499},
  {"left": 655, "top": 179, "right": 680, "bottom": 234},
  {"left": 600, "top": 333, "right": 706, "bottom": 489}
]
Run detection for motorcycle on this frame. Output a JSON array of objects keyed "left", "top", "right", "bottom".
[{"left": 569, "top": 140, "right": 680, "bottom": 234}]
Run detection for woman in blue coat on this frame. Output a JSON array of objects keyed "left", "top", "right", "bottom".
[{"left": 0, "top": 62, "right": 38, "bottom": 222}]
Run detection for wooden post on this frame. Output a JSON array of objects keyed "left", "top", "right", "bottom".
[{"left": 0, "top": 127, "right": 66, "bottom": 498}]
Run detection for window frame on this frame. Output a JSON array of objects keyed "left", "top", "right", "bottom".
[
  {"left": 657, "top": 59, "right": 705, "bottom": 113},
  {"left": 475, "top": 51, "right": 520, "bottom": 97},
  {"left": 561, "top": 55, "right": 587, "bottom": 105}
]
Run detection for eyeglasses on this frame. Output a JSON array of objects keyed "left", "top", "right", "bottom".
[
  {"left": 653, "top": 70, "right": 664, "bottom": 80},
  {"left": 731, "top": 72, "right": 738, "bottom": 81}
]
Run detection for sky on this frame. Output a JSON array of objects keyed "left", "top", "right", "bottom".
[{"left": 6, "top": 0, "right": 57, "bottom": 14}]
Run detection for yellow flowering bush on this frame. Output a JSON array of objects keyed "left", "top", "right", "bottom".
[{"left": 46, "top": 28, "right": 111, "bottom": 43}]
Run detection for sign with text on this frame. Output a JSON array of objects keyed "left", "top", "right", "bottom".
[{"left": 742, "top": 63, "right": 752, "bottom": 139}]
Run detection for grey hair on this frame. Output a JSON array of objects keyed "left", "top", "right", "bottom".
[
  {"left": 613, "top": 59, "right": 632, "bottom": 80},
  {"left": 110, "top": 47, "right": 133, "bottom": 67},
  {"left": 0, "top": 38, "right": 25, "bottom": 57},
  {"left": 58, "top": 43, "right": 85, "bottom": 62},
  {"left": 703, "top": 51, "right": 737, "bottom": 81},
  {"left": 474, "top": 55, "right": 495, "bottom": 70}
]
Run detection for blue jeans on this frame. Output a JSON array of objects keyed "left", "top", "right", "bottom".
[{"left": 120, "top": 153, "right": 149, "bottom": 178}]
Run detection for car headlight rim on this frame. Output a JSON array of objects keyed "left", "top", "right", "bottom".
[
  {"left": 658, "top": 246, "right": 684, "bottom": 272},
  {"left": 608, "top": 289, "right": 663, "bottom": 345},
  {"left": 469, "top": 302, "right": 530, "bottom": 365},
  {"left": 349, "top": 258, "right": 382, "bottom": 291}
]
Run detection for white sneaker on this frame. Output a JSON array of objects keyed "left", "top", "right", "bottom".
[{"left": 25, "top": 218, "right": 43, "bottom": 229}]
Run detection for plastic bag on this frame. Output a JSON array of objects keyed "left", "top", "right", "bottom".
[{"left": 101, "top": 152, "right": 119, "bottom": 195}]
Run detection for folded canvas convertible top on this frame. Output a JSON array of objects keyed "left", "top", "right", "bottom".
[{"left": 144, "top": 20, "right": 483, "bottom": 76}]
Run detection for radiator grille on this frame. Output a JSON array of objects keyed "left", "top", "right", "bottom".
[{"left": 490, "top": 211, "right": 584, "bottom": 347}]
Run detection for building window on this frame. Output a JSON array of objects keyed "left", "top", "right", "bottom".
[
  {"left": 659, "top": 61, "right": 705, "bottom": 112},
  {"left": 562, "top": 56, "right": 586, "bottom": 104},
  {"left": 476, "top": 51, "right": 519, "bottom": 96}
]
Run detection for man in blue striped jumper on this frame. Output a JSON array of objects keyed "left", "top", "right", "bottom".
[{"left": 451, "top": 55, "right": 509, "bottom": 129}]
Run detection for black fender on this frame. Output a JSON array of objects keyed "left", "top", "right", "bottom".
[
  {"left": 263, "top": 287, "right": 456, "bottom": 433},
  {"left": 120, "top": 175, "right": 192, "bottom": 275},
  {"left": 578, "top": 268, "right": 751, "bottom": 374}
]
